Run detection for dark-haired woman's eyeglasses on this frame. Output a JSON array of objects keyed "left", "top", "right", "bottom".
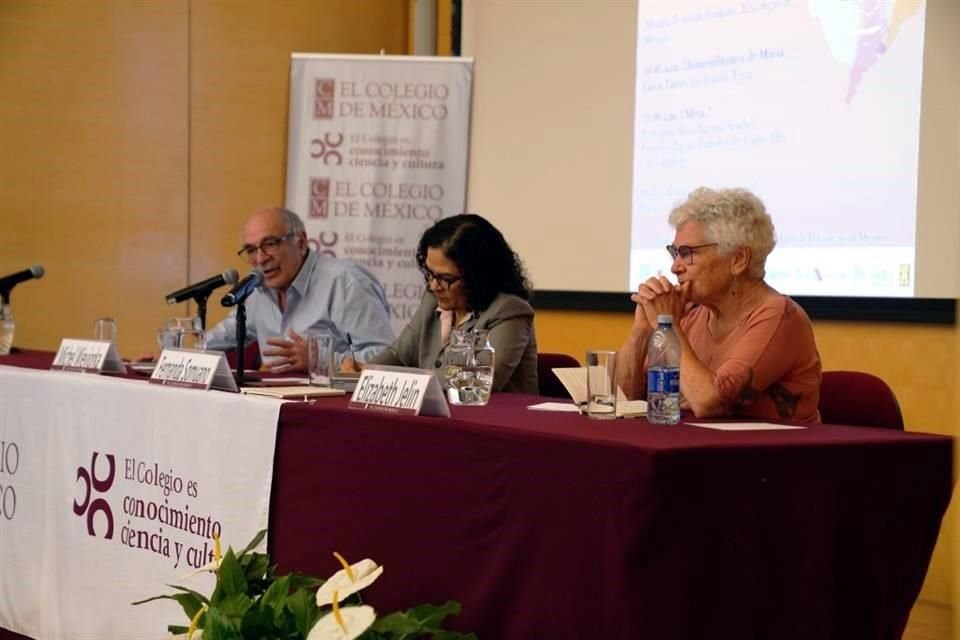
[{"left": 420, "top": 267, "right": 463, "bottom": 290}]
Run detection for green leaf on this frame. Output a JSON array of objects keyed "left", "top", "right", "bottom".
[
  {"left": 218, "top": 592, "right": 254, "bottom": 624},
  {"left": 286, "top": 586, "right": 320, "bottom": 638},
  {"left": 406, "top": 601, "right": 462, "bottom": 629},
  {"left": 217, "top": 548, "right": 248, "bottom": 599},
  {"left": 369, "top": 611, "right": 422, "bottom": 636},
  {"left": 287, "top": 573, "right": 325, "bottom": 591},
  {"left": 239, "top": 602, "right": 282, "bottom": 640},
  {"left": 426, "top": 632, "right": 478, "bottom": 640},
  {"left": 202, "top": 606, "right": 243, "bottom": 640},
  {"left": 166, "top": 625, "right": 188, "bottom": 635},
  {"left": 131, "top": 593, "right": 205, "bottom": 621},
  {"left": 167, "top": 584, "right": 212, "bottom": 606},
  {"left": 244, "top": 552, "right": 272, "bottom": 583},
  {"left": 238, "top": 529, "right": 268, "bottom": 557},
  {"left": 260, "top": 574, "right": 292, "bottom": 611}
]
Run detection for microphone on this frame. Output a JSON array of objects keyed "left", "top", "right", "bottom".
[
  {"left": 0, "top": 265, "right": 44, "bottom": 293},
  {"left": 165, "top": 269, "right": 239, "bottom": 304},
  {"left": 221, "top": 270, "right": 264, "bottom": 307}
]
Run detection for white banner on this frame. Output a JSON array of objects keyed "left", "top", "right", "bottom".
[
  {"left": 0, "top": 366, "right": 281, "bottom": 639},
  {"left": 285, "top": 54, "right": 473, "bottom": 333}
]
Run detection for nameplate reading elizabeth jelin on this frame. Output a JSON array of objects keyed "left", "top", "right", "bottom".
[{"left": 348, "top": 365, "right": 449, "bottom": 417}]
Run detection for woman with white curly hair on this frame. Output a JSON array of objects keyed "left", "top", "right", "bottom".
[{"left": 618, "top": 187, "right": 822, "bottom": 422}]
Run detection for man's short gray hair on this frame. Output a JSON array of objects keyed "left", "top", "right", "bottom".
[
  {"left": 277, "top": 208, "right": 306, "bottom": 235},
  {"left": 668, "top": 187, "right": 776, "bottom": 280}
]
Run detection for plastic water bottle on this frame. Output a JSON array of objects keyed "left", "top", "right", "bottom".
[
  {"left": 647, "top": 314, "right": 681, "bottom": 424},
  {"left": 0, "top": 303, "right": 14, "bottom": 356}
]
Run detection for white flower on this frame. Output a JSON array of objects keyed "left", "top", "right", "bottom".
[
  {"left": 306, "top": 604, "right": 376, "bottom": 640},
  {"left": 182, "top": 534, "right": 222, "bottom": 579},
  {"left": 315, "top": 552, "right": 384, "bottom": 606}
]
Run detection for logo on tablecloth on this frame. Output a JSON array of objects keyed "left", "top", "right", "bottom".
[
  {"left": 71, "top": 450, "right": 224, "bottom": 569},
  {"left": 73, "top": 451, "right": 115, "bottom": 539},
  {"left": 314, "top": 78, "right": 336, "bottom": 119}
]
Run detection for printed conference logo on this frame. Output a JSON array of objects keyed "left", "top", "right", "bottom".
[
  {"left": 313, "top": 75, "right": 450, "bottom": 121},
  {"left": 72, "top": 451, "right": 221, "bottom": 570},
  {"left": 309, "top": 176, "right": 446, "bottom": 224}
]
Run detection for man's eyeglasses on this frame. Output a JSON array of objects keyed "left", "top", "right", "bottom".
[
  {"left": 419, "top": 266, "right": 464, "bottom": 290},
  {"left": 666, "top": 243, "right": 718, "bottom": 265},
  {"left": 237, "top": 233, "right": 296, "bottom": 262}
]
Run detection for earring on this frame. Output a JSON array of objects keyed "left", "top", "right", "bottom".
[{"left": 730, "top": 275, "right": 738, "bottom": 297}]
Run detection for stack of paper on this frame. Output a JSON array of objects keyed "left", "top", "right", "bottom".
[{"left": 541, "top": 367, "right": 647, "bottom": 418}]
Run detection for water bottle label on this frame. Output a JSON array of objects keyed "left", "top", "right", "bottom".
[{"left": 647, "top": 368, "right": 679, "bottom": 394}]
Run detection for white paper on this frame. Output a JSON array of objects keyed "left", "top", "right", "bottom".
[
  {"left": 549, "top": 368, "right": 647, "bottom": 417},
  {"left": 527, "top": 402, "right": 580, "bottom": 413},
  {"left": 685, "top": 422, "right": 807, "bottom": 431},
  {"left": 240, "top": 385, "right": 345, "bottom": 399}
]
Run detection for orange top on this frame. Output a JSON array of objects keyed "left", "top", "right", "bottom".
[{"left": 680, "top": 295, "right": 822, "bottom": 423}]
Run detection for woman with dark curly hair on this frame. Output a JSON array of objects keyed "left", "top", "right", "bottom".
[{"left": 364, "top": 213, "right": 539, "bottom": 394}]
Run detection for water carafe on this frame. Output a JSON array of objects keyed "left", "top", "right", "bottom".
[{"left": 444, "top": 328, "right": 495, "bottom": 406}]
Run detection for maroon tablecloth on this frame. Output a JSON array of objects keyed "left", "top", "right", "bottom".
[
  {"left": 0, "top": 350, "right": 953, "bottom": 639},
  {"left": 271, "top": 396, "right": 952, "bottom": 639}
]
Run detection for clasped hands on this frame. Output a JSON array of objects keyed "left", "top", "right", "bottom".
[{"left": 631, "top": 276, "right": 692, "bottom": 332}]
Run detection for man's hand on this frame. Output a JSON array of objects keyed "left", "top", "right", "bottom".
[{"left": 262, "top": 329, "right": 308, "bottom": 373}]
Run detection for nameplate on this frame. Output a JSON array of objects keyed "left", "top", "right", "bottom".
[
  {"left": 50, "top": 339, "right": 125, "bottom": 374},
  {"left": 149, "top": 349, "right": 239, "bottom": 392},
  {"left": 348, "top": 364, "right": 450, "bottom": 417}
]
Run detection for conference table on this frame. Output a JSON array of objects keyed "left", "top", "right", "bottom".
[{"left": 0, "top": 350, "right": 953, "bottom": 639}]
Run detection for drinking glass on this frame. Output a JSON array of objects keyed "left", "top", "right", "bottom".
[
  {"left": 94, "top": 317, "right": 118, "bottom": 343},
  {"left": 307, "top": 331, "right": 335, "bottom": 386},
  {"left": 585, "top": 350, "right": 617, "bottom": 419}
]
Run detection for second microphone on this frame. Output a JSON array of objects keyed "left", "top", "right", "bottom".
[
  {"left": 221, "top": 270, "right": 264, "bottom": 307},
  {"left": 166, "top": 269, "right": 239, "bottom": 304}
]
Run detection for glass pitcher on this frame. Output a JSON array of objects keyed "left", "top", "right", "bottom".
[
  {"left": 157, "top": 316, "right": 202, "bottom": 351},
  {"left": 444, "top": 328, "right": 496, "bottom": 406},
  {"left": 0, "top": 303, "right": 14, "bottom": 356}
]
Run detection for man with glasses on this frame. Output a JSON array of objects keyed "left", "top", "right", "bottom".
[{"left": 205, "top": 207, "right": 394, "bottom": 372}]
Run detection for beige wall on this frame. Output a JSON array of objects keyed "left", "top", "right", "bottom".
[
  {"left": 0, "top": 1, "right": 190, "bottom": 353},
  {"left": 0, "top": 0, "right": 408, "bottom": 353}
]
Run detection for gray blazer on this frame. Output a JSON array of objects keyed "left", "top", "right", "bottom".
[{"left": 370, "top": 291, "right": 539, "bottom": 394}]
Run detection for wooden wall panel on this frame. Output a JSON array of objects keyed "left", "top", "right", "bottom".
[
  {"left": 0, "top": 0, "right": 189, "bottom": 356},
  {"left": 187, "top": 0, "right": 409, "bottom": 330}
]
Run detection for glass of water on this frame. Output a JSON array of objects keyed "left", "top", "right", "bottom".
[
  {"left": 94, "top": 317, "right": 118, "bottom": 343},
  {"left": 585, "top": 350, "right": 618, "bottom": 419}
]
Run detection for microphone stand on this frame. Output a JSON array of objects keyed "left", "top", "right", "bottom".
[
  {"left": 193, "top": 293, "right": 210, "bottom": 330},
  {"left": 234, "top": 301, "right": 247, "bottom": 387}
]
